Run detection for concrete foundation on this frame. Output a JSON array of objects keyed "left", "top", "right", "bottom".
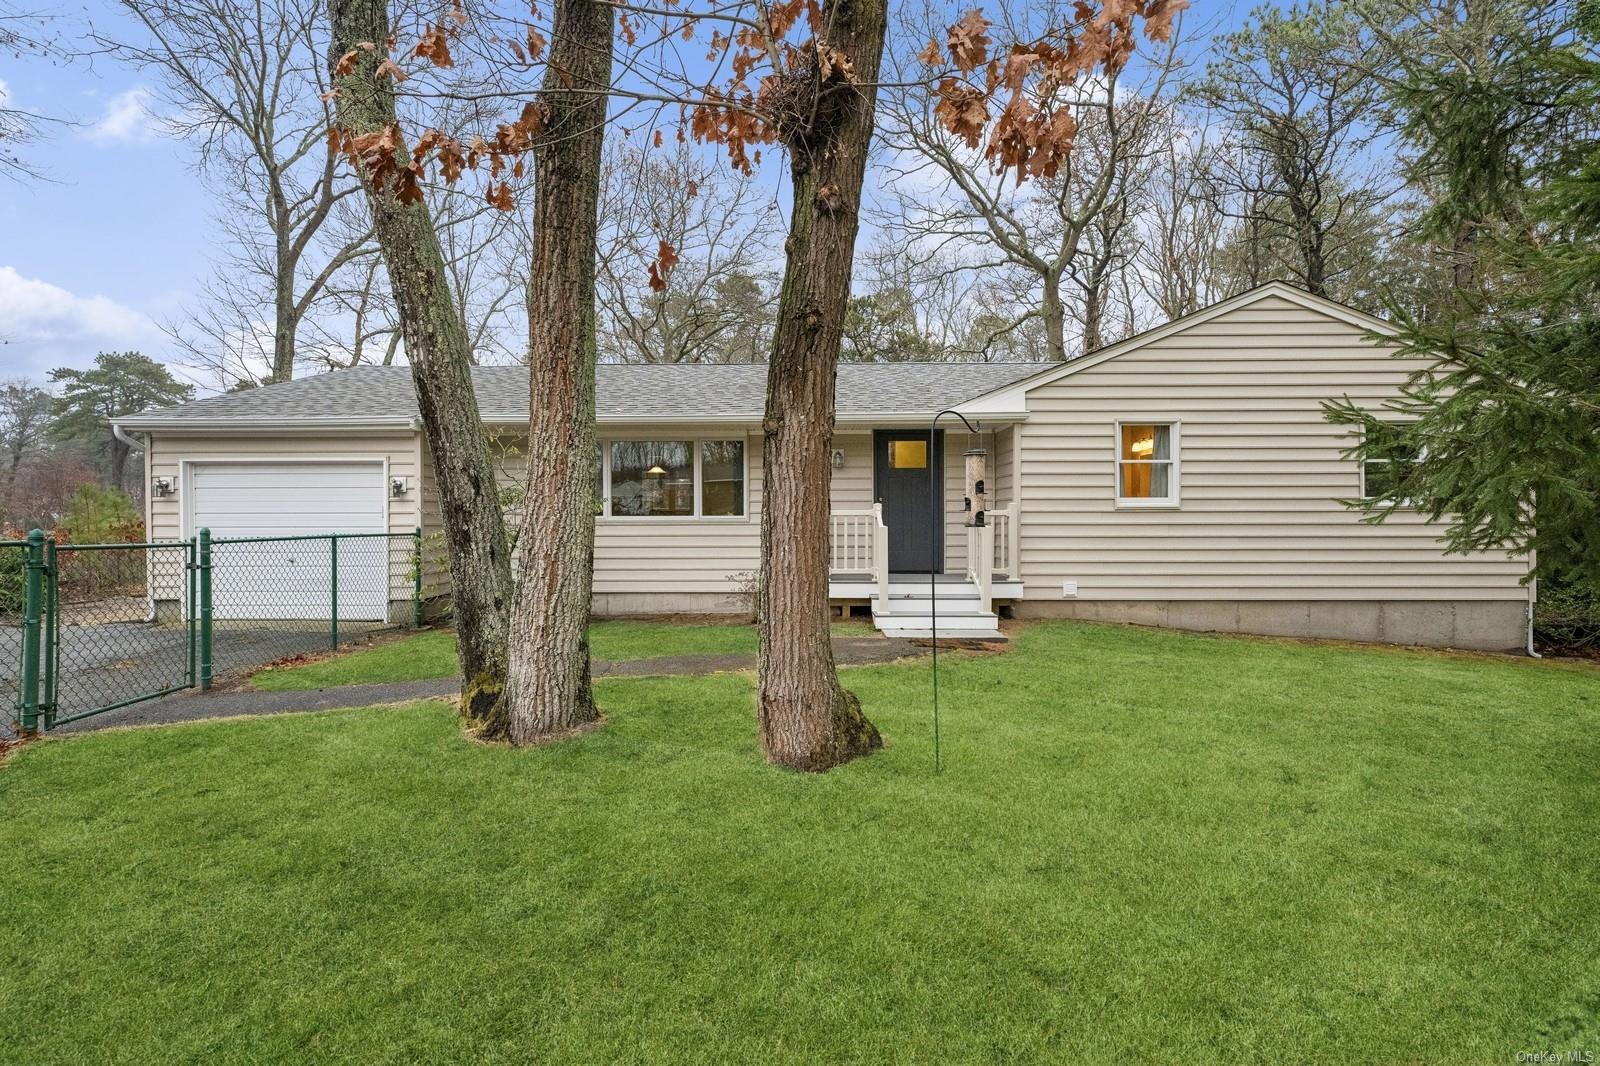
[
  {"left": 1012, "top": 598, "right": 1529, "bottom": 653},
  {"left": 591, "top": 591, "right": 752, "bottom": 618}
]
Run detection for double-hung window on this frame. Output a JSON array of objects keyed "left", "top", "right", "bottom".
[
  {"left": 1116, "top": 422, "right": 1179, "bottom": 506},
  {"left": 603, "top": 438, "right": 746, "bottom": 518},
  {"left": 1360, "top": 424, "right": 1419, "bottom": 505}
]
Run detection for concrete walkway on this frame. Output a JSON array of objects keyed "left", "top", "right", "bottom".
[{"left": 50, "top": 635, "right": 929, "bottom": 735}]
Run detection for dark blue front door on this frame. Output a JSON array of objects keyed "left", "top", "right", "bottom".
[{"left": 874, "top": 429, "right": 943, "bottom": 573}]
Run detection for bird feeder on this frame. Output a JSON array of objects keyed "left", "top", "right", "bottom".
[{"left": 964, "top": 448, "right": 987, "bottom": 527}]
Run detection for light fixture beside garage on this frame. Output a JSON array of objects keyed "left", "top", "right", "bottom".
[
  {"left": 152, "top": 476, "right": 175, "bottom": 497},
  {"left": 390, "top": 475, "right": 410, "bottom": 497}
]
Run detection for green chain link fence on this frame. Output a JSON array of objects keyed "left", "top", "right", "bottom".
[{"left": 4, "top": 528, "right": 423, "bottom": 737}]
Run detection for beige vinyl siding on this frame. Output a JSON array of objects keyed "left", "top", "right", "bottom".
[
  {"left": 481, "top": 427, "right": 762, "bottom": 596},
  {"left": 993, "top": 425, "right": 1014, "bottom": 508},
  {"left": 1016, "top": 294, "right": 1531, "bottom": 601},
  {"left": 417, "top": 438, "right": 450, "bottom": 599}
]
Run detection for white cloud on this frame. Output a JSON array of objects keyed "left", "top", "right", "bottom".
[
  {"left": 0, "top": 266, "right": 154, "bottom": 343},
  {"left": 83, "top": 87, "right": 158, "bottom": 144},
  {"left": 0, "top": 266, "right": 165, "bottom": 379}
]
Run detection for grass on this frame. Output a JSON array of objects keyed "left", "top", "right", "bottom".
[
  {"left": 250, "top": 619, "right": 878, "bottom": 690},
  {"left": 4, "top": 621, "right": 1600, "bottom": 1062}
]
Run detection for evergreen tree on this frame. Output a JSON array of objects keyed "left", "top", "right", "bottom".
[
  {"left": 1326, "top": 3, "right": 1600, "bottom": 581},
  {"left": 49, "top": 353, "right": 193, "bottom": 493}
]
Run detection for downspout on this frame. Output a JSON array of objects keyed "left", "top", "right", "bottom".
[
  {"left": 113, "top": 423, "right": 159, "bottom": 623},
  {"left": 112, "top": 422, "right": 144, "bottom": 455},
  {"left": 1527, "top": 575, "right": 1541, "bottom": 658}
]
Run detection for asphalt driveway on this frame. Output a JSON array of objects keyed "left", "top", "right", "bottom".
[{"left": 3, "top": 618, "right": 404, "bottom": 739}]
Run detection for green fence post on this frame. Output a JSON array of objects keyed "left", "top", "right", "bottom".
[
  {"left": 187, "top": 536, "right": 198, "bottom": 689},
  {"left": 41, "top": 538, "right": 56, "bottom": 729},
  {"left": 18, "top": 529, "right": 44, "bottom": 735},
  {"left": 412, "top": 527, "right": 423, "bottom": 628},
  {"left": 329, "top": 533, "right": 339, "bottom": 650},
  {"left": 198, "top": 528, "right": 213, "bottom": 691}
]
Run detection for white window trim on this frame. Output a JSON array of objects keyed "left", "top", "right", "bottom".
[
  {"left": 1113, "top": 420, "right": 1181, "bottom": 509},
  {"left": 599, "top": 435, "right": 751, "bottom": 522},
  {"left": 1358, "top": 437, "right": 1422, "bottom": 509}
]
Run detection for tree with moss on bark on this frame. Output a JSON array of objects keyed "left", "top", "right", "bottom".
[{"left": 333, "top": 0, "right": 1186, "bottom": 766}]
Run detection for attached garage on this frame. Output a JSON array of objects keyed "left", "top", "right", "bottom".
[{"left": 186, "top": 460, "right": 392, "bottom": 621}]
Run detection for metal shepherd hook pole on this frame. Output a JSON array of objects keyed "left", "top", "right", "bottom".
[{"left": 929, "top": 408, "right": 979, "bottom": 773}]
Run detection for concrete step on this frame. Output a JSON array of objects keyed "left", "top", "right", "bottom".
[
  {"left": 874, "top": 610, "right": 1002, "bottom": 640},
  {"left": 883, "top": 586, "right": 984, "bottom": 601}
]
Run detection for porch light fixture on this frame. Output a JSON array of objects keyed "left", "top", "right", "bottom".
[
  {"left": 390, "top": 475, "right": 410, "bottom": 497},
  {"left": 152, "top": 476, "right": 175, "bottom": 497},
  {"left": 831, "top": 448, "right": 845, "bottom": 470}
]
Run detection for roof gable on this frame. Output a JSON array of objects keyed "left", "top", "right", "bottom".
[{"left": 955, "top": 282, "right": 1398, "bottom": 417}]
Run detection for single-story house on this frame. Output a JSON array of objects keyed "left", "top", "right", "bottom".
[{"left": 116, "top": 282, "right": 1534, "bottom": 651}]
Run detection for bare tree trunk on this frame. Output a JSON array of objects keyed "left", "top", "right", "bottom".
[
  {"left": 109, "top": 434, "right": 130, "bottom": 493},
  {"left": 758, "top": 0, "right": 888, "bottom": 772},
  {"left": 1041, "top": 270, "right": 1068, "bottom": 361},
  {"left": 1082, "top": 283, "right": 1103, "bottom": 353},
  {"left": 328, "top": 0, "right": 513, "bottom": 722},
  {"left": 273, "top": 251, "right": 297, "bottom": 382},
  {"left": 492, "top": 0, "right": 612, "bottom": 744}
]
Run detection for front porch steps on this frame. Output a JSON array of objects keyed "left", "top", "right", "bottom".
[{"left": 872, "top": 577, "right": 1004, "bottom": 640}]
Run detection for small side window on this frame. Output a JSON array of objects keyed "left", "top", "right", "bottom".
[
  {"left": 1361, "top": 425, "right": 1420, "bottom": 504},
  {"left": 1116, "top": 422, "right": 1178, "bottom": 505}
]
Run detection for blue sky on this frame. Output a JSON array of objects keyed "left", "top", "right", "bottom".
[
  {"left": 2, "top": 0, "right": 217, "bottom": 382},
  {"left": 1, "top": 0, "right": 1250, "bottom": 389}
]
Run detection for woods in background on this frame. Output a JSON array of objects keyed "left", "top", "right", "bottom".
[{"left": 1, "top": 353, "right": 191, "bottom": 531}]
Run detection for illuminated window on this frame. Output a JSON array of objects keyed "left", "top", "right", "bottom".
[
  {"left": 609, "top": 440, "right": 693, "bottom": 516},
  {"left": 889, "top": 439, "right": 929, "bottom": 469},
  {"left": 700, "top": 440, "right": 745, "bottom": 516},
  {"left": 1117, "top": 423, "right": 1177, "bottom": 504},
  {"left": 601, "top": 439, "right": 746, "bottom": 518}
]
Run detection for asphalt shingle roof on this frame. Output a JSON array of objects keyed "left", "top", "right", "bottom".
[{"left": 120, "top": 361, "right": 1046, "bottom": 428}]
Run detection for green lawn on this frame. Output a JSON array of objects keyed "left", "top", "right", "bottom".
[
  {"left": 4, "top": 622, "right": 1599, "bottom": 1062},
  {"left": 250, "top": 619, "right": 877, "bottom": 690}
]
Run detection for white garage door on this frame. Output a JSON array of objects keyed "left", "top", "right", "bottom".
[{"left": 190, "top": 461, "right": 389, "bottom": 621}]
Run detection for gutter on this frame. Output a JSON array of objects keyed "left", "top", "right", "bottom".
[
  {"left": 112, "top": 422, "right": 145, "bottom": 453},
  {"left": 113, "top": 416, "right": 422, "bottom": 433}
]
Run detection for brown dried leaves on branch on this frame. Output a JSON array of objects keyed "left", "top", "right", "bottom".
[
  {"left": 413, "top": 24, "right": 454, "bottom": 68},
  {"left": 646, "top": 240, "right": 680, "bottom": 292},
  {"left": 926, "top": 0, "right": 1188, "bottom": 183}
]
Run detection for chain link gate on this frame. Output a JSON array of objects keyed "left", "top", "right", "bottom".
[{"left": 4, "top": 528, "right": 423, "bottom": 737}]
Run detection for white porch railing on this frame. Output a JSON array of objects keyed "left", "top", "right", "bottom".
[
  {"left": 988, "top": 503, "right": 1019, "bottom": 578},
  {"left": 832, "top": 501, "right": 1016, "bottom": 614},
  {"left": 829, "top": 504, "right": 889, "bottom": 608},
  {"left": 964, "top": 521, "right": 995, "bottom": 616}
]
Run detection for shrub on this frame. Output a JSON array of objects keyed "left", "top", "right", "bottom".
[
  {"left": 0, "top": 539, "right": 23, "bottom": 615},
  {"left": 1534, "top": 578, "right": 1600, "bottom": 656},
  {"left": 60, "top": 485, "right": 142, "bottom": 545}
]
